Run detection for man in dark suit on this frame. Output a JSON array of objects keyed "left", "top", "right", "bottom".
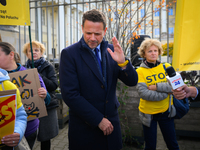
[
  {"left": 59, "top": 9, "right": 138, "bottom": 150},
  {"left": 173, "top": 84, "right": 200, "bottom": 101}
]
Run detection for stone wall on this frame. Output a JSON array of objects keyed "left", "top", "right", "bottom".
[
  {"left": 116, "top": 81, "right": 144, "bottom": 145},
  {"left": 174, "top": 101, "right": 200, "bottom": 138},
  {"left": 117, "top": 81, "right": 200, "bottom": 145}
]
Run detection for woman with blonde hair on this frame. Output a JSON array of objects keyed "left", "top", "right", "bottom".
[
  {"left": 0, "top": 42, "right": 49, "bottom": 149},
  {"left": 136, "top": 38, "right": 179, "bottom": 150},
  {"left": 23, "top": 41, "right": 59, "bottom": 150}
]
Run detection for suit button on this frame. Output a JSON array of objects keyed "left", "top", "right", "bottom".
[
  {"left": 125, "top": 72, "right": 128, "bottom": 76},
  {"left": 106, "top": 101, "right": 108, "bottom": 103},
  {"left": 105, "top": 116, "right": 107, "bottom": 118},
  {"left": 101, "top": 85, "right": 104, "bottom": 89}
]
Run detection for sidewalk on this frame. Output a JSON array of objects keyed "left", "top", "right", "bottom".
[
  {"left": 33, "top": 123, "right": 69, "bottom": 150},
  {"left": 33, "top": 122, "right": 200, "bottom": 150}
]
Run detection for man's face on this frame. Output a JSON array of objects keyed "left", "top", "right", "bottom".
[{"left": 82, "top": 20, "right": 107, "bottom": 49}]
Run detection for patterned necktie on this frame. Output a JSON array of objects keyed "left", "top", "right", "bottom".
[{"left": 94, "top": 48, "right": 102, "bottom": 73}]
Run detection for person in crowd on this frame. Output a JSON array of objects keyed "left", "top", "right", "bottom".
[
  {"left": 0, "top": 68, "right": 27, "bottom": 148},
  {"left": 23, "top": 41, "right": 59, "bottom": 150},
  {"left": 0, "top": 42, "right": 48, "bottom": 150},
  {"left": 172, "top": 84, "right": 200, "bottom": 101},
  {"left": 59, "top": 9, "right": 138, "bottom": 150},
  {"left": 136, "top": 38, "right": 179, "bottom": 150}
]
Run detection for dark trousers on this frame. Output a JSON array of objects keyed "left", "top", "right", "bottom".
[
  {"left": 143, "top": 110, "right": 179, "bottom": 150},
  {"left": 41, "top": 140, "right": 51, "bottom": 150},
  {"left": 25, "top": 129, "right": 38, "bottom": 150}
]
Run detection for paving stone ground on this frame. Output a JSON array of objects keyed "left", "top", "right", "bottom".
[{"left": 33, "top": 122, "right": 200, "bottom": 150}]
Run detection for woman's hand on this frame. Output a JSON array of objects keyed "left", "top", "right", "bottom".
[
  {"left": 148, "top": 85, "right": 157, "bottom": 91},
  {"left": 38, "top": 87, "right": 47, "bottom": 99},
  {"left": 1, "top": 133, "right": 20, "bottom": 147}
]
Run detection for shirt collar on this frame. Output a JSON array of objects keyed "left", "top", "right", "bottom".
[{"left": 92, "top": 44, "right": 101, "bottom": 51}]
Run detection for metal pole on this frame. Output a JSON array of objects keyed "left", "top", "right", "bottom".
[{"left": 29, "top": 26, "right": 34, "bottom": 68}]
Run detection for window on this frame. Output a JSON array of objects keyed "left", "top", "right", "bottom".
[
  {"left": 42, "top": 9, "right": 45, "bottom": 25},
  {"left": 155, "top": 8, "right": 159, "bottom": 17},
  {"left": 155, "top": 28, "right": 159, "bottom": 37},
  {"left": 141, "top": 9, "right": 145, "bottom": 18},
  {"left": 127, "top": 11, "right": 131, "bottom": 19},
  {"left": 127, "top": 30, "right": 132, "bottom": 39},
  {"left": 114, "top": 11, "right": 119, "bottom": 20},
  {"left": 140, "top": 29, "right": 144, "bottom": 35},
  {"left": 169, "top": 27, "right": 174, "bottom": 34},
  {"left": 168, "top": 7, "right": 173, "bottom": 16},
  {"left": 169, "top": 27, "right": 174, "bottom": 37}
]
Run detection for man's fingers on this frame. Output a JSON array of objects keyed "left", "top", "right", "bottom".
[
  {"left": 106, "top": 124, "right": 114, "bottom": 135},
  {"left": 112, "top": 37, "right": 117, "bottom": 46},
  {"left": 107, "top": 48, "right": 113, "bottom": 54}
]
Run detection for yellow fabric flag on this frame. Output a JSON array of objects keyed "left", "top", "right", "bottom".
[
  {"left": 0, "top": 0, "right": 30, "bottom": 26},
  {"left": 173, "top": 0, "right": 200, "bottom": 71}
]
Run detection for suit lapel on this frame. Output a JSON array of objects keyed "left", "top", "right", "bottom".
[
  {"left": 81, "top": 48, "right": 104, "bottom": 84},
  {"left": 105, "top": 51, "right": 114, "bottom": 94}
]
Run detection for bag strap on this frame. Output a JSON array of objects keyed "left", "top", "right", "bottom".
[
  {"left": 0, "top": 83, "right": 5, "bottom": 91},
  {"left": 162, "top": 63, "right": 172, "bottom": 112},
  {"left": 163, "top": 63, "right": 166, "bottom": 72},
  {"left": 169, "top": 95, "right": 172, "bottom": 113}
]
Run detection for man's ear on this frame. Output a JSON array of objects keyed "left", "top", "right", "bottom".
[
  {"left": 81, "top": 25, "right": 83, "bottom": 33},
  {"left": 103, "top": 27, "right": 107, "bottom": 36}
]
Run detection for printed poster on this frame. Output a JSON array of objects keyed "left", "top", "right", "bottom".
[
  {"left": 0, "top": 0, "right": 30, "bottom": 26},
  {"left": 173, "top": 0, "right": 200, "bottom": 71},
  {"left": 0, "top": 90, "right": 16, "bottom": 144},
  {"left": 9, "top": 68, "right": 47, "bottom": 121}
]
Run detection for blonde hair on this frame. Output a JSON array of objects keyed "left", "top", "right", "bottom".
[
  {"left": 23, "top": 41, "right": 45, "bottom": 55},
  {"left": 137, "top": 38, "right": 163, "bottom": 58}
]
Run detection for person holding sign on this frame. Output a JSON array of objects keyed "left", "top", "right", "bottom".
[
  {"left": 0, "top": 42, "right": 48, "bottom": 150},
  {"left": 23, "top": 41, "right": 59, "bottom": 150},
  {"left": 0, "top": 68, "right": 27, "bottom": 148}
]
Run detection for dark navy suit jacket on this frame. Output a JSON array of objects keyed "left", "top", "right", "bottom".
[
  {"left": 59, "top": 37, "right": 138, "bottom": 150},
  {"left": 194, "top": 87, "right": 200, "bottom": 101}
]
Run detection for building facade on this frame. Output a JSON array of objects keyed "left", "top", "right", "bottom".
[{"left": 0, "top": 0, "right": 176, "bottom": 65}]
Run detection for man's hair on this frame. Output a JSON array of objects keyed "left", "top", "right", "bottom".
[{"left": 82, "top": 9, "right": 107, "bottom": 29}]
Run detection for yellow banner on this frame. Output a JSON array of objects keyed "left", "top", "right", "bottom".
[
  {"left": 0, "top": 0, "right": 30, "bottom": 26},
  {"left": 173, "top": 0, "right": 200, "bottom": 71},
  {"left": 0, "top": 90, "right": 16, "bottom": 144}
]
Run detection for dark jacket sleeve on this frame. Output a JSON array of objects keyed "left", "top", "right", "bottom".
[
  {"left": 118, "top": 60, "right": 138, "bottom": 86},
  {"left": 39, "top": 64, "right": 58, "bottom": 92},
  {"left": 107, "top": 44, "right": 138, "bottom": 87},
  {"left": 193, "top": 87, "right": 200, "bottom": 101}
]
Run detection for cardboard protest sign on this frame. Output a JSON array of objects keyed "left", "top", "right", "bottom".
[
  {"left": 9, "top": 68, "right": 47, "bottom": 121},
  {"left": 0, "top": 90, "right": 16, "bottom": 144}
]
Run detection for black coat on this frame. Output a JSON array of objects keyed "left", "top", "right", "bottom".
[
  {"left": 37, "top": 60, "right": 59, "bottom": 109},
  {"left": 194, "top": 87, "right": 200, "bottom": 101},
  {"left": 59, "top": 37, "right": 138, "bottom": 150}
]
